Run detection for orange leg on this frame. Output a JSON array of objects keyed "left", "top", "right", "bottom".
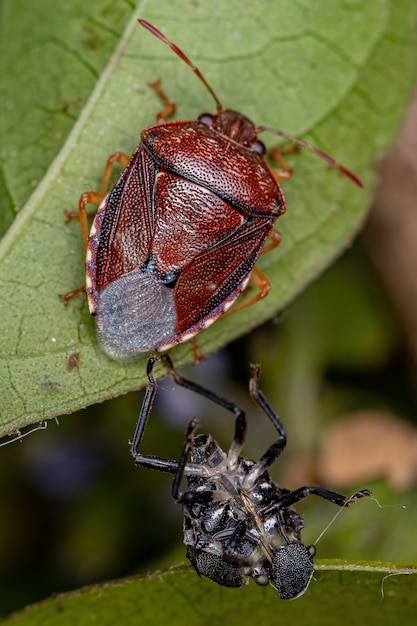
[
  {"left": 190, "top": 338, "right": 204, "bottom": 364},
  {"left": 149, "top": 79, "right": 176, "bottom": 122},
  {"left": 61, "top": 151, "right": 130, "bottom": 305},
  {"left": 222, "top": 266, "right": 272, "bottom": 319},
  {"left": 60, "top": 286, "right": 86, "bottom": 307},
  {"left": 66, "top": 151, "right": 131, "bottom": 252},
  {"left": 221, "top": 221, "right": 282, "bottom": 320},
  {"left": 260, "top": 229, "right": 281, "bottom": 256},
  {"left": 268, "top": 145, "right": 299, "bottom": 182},
  {"left": 81, "top": 151, "right": 131, "bottom": 250}
]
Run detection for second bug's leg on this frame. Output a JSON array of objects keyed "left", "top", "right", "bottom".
[
  {"left": 130, "top": 357, "right": 180, "bottom": 474},
  {"left": 222, "top": 521, "right": 250, "bottom": 564},
  {"left": 243, "top": 364, "right": 288, "bottom": 488},
  {"left": 160, "top": 355, "right": 247, "bottom": 469},
  {"left": 272, "top": 486, "right": 372, "bottom": 511},
  {"left": 171, "top": 419, "right": 196, "bottom": 500},
  {"left": 131, "top": 355, "right": 247, "bottom": 475},
  {"left": 171, "top": 418, "right": 216, "bottom": 502}
]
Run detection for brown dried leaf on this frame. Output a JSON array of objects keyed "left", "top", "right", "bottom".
[{"left": 317, "top": 411, "right": 417, "bottom": 491}]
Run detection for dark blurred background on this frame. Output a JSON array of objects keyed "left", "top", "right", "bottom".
[{"left": 1, "top": 92, "right": 417, "bottom": 619}]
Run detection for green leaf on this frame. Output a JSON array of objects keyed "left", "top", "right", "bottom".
[
  {"left": 0, "top": 0, "right": 135, "bottom": 233},
  {"left": 3, "top": 562, "right": 417, "bottom": 625},
  {"left": 1, "top": 0, "right": 417, "bottom": 435}
]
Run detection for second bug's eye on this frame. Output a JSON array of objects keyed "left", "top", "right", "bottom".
[
  {"left": 250, "top": 139, "right": 266, "bottom": 155},
  {"left": 199, "top": 113, "right": 215, "bottom": 127}
]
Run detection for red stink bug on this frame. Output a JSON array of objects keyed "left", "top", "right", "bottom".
[{"left": 75, "top": 20, "right": 362, "bottom": 361}]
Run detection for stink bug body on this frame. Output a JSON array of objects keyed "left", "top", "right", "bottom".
[
  {"left": 131, "top": 356, "right": 371, "bottom": 599},
  {"left": 77, "top": 20, "right": 362, "bottom": 361}
]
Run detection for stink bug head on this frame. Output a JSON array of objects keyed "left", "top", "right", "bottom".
[
  {"left": 198, "top": 110, "right": 266, "bottom": 152},
  {"left": 131, "top": 356, "right": 371, "bottom": 599},
  {"left": 139, "top": 18, "right": 363, "bottom": 187}
]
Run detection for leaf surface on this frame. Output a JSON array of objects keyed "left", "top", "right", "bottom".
[
  {"left": 3, "top": 562, "right": 417, "bottom": 625},
  {"left": 1, "top": 0, "right": 417, "bottom": 434}
]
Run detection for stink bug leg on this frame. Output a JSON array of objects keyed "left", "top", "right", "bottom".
[
  {"left": 60, "top": 151, "right": 130, "bottom": 305},
  {"left": 131, "top": 356, "right": 371, "bottom": 599},
  {"left": 65, "top": 20, "right": 362, "bottom": 361},
  {"left": 65, "top": 152, "right": 131, "bottom": 228},
  {"left": 268, "top": 145, "right": 300, "bottom": 182},
  {"left": 79, "top": 151, "right": 131, "bottom": 252},
  {"left": 149, "top": 79, "right": 176, "bottom": 122},
  {"left": 221, "top": 264, "right": 274, "bottom": 319}
]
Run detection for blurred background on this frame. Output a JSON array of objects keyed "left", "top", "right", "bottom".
[{"left": 1, "top": 90, "right": 417, "bottom": 619}]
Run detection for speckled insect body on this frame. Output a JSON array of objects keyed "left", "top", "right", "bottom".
[
  {"left": 86, "top": 110, "right": 285, "bottom": 360},
  {"left": 131, "top": 357, "right": 371, "bottom": 599},
  {"left": 74, "top": 20, "right": 361, "bottom": 361}
]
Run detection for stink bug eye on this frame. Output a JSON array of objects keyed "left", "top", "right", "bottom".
[
  {"left": 198, "top": 113, "right": 215, "bottom": 127},
  {"left": 131, "top": 356, "right": 371, "bottom": 599},
  {"left": 65, "top": 20, "right": 363, "bottom": 361},
  {"left": 250, "top": 139, "right": 266, "bottom": 155}
]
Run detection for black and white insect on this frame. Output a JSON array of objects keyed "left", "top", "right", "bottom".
[{"left": 131, "top": 356, "right": 371, "bottom": 599}]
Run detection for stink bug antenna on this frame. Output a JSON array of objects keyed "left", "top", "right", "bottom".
[
  {"left": 256, "top": 125, "right": 363, "bottom": 188},
  {"left": 139, "top": 19, "right": 223, "bottom": 116}
]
